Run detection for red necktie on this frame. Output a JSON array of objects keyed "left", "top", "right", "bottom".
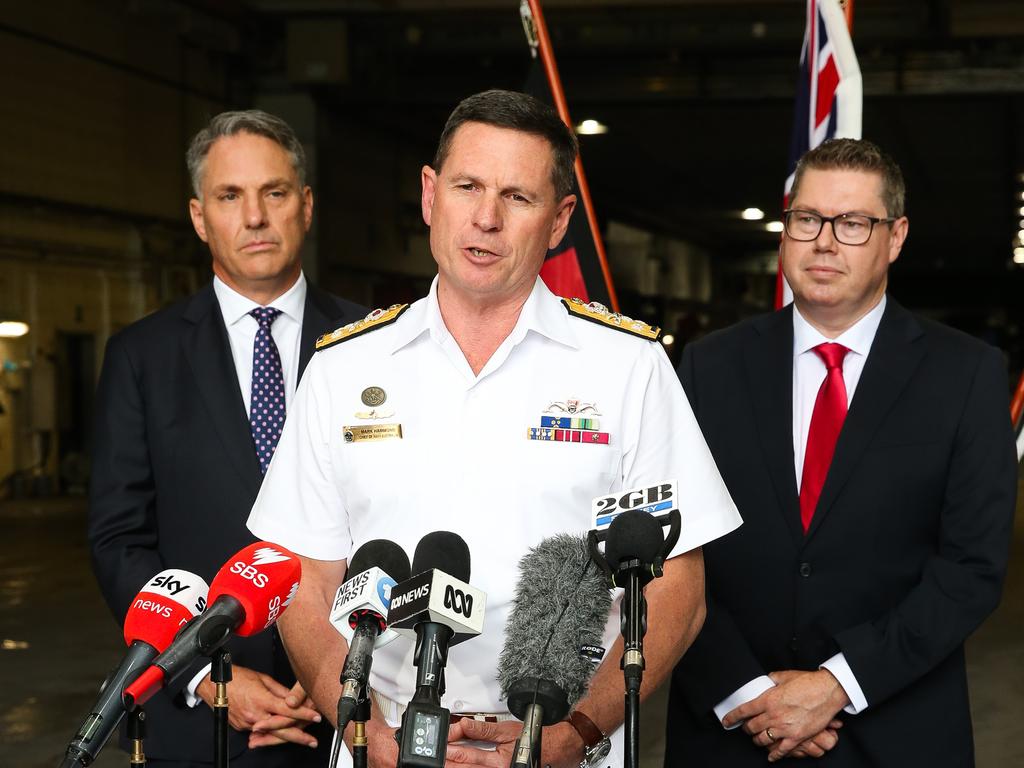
[{"left": 799, "top": 343, "right": 850, "bottom": 533}]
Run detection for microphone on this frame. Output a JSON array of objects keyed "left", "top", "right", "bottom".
[
  {"left": 330, "top": 539, "right": 412, "bottom": 730},
  {"left": 122, "top": 542, "right": 300, "bottom": 710},
  {"left": 604, "top": 510, "right": 667, "bottom": 575},
  {"left": 61, "top": 569, "right": 208, "bottom": 768},
  {"left": 497, "top": 534, "right": 611, "bottom": 768},
  {"left": 389, "top": 532, "right": 487, "bottom": 768}
]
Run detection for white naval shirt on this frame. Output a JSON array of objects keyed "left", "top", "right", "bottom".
[
  {"left": 248, "top": 276, "right": 742, "bottom": 762},
  {"left": 713, "top": 297, "right": 887, "bottom": 727}
]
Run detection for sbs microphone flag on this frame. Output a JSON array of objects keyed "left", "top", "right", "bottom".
[{"left": 122, "top": 542, "right": 300, "bottom": 709}]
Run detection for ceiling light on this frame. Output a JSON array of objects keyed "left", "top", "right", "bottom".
[
  {"left": 741, "top": 207, "right": 765, "bottom": 221},
  {"left": 765, "top": 221, "right": 784, "bottom": 233},
  {"left": 0, "top": 321, "right": 29, "bottom": 338},
  {"left": 662, "top": 334, "right": 675, "bottom": 346},
  {"left": 1019, "top": 206, "right": 1024, "bottom": 217},
  {"left": 1015, "top": 247, "right": 1024, "bottom": 264},
  {"left": 575, "top": 119, "right": 608, "bottom": 135}
]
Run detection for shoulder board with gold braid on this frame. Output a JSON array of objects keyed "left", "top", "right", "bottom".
[
  {"left": 560, "top": 298, "right": 661, "bottom": 342},
  {"left": 315, "top": 303, "right": 410, "bottom": 352}
]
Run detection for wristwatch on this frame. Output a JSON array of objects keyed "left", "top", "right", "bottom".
[{"left": 567, "top": 711, "right": 611, "bottom": 768}]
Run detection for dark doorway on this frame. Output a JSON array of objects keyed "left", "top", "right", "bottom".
[{"left": 54, "top": 332, "right": 95, "bottom": 495}]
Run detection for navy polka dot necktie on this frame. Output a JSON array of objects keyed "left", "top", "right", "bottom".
[{"left": 249, "top": 307, "right": 285, "bottom": 475}]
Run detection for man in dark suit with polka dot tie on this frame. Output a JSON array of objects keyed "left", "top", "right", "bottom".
[{"left": 88, "top": 109, "right": 365, "bottom": 768}]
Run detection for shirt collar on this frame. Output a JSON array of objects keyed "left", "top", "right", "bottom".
[
  {"left": 792, "top": 294, "right": 886, "bottom": 358},
  {"left": 213, "top": 272, "right": 307, "bottom": 326},
  {"left": 388, "top": 275, "right": 579, "bottom": 354}
]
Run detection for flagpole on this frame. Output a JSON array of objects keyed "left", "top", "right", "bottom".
[
  {"left": 776, "top": 0, "right": 857, "bottom": 310},
  {"left": 522, "top": 0, "right": 620, "bottom": 313}
]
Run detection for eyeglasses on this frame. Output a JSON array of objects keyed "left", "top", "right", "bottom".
[{"left": 783, "top": 209, "right": 897, "bottom": 246}]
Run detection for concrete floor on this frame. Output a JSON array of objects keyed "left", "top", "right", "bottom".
[{"left": 2, "top": 476, "right": 1023, "bottom": 768}]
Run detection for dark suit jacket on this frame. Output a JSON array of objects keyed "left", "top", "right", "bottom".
[
  {"left": 665, "top": 299, "right": 1017, "bottom": 767},
  {"left": 88, "top": 281, "right": 365, "bottom": 765}
]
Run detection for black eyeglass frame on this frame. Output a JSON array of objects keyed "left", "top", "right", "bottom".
[{"left": 782, "top": 208, "right": 898, "bottom": 245}]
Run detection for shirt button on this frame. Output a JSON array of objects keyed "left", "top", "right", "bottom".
[
  {"left": 453, "top": 700, "right": 466, "bottom": 711},
  {"left": 799, "top": 562, "right": 812, "bottom": 578},
  {"left": 789, "top": 637, "right": 798, "bottom": 652}
]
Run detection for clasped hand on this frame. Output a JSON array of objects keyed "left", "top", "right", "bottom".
[
  {"left": 197, "top": 665, "right": 322, "bottom": 749},
  {"left": 722, "top": 669, "right": 848, "bottom": 762}
]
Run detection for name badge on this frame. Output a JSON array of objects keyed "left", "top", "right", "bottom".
[{"left": 343, "top": 424, "right": 403, "bottom": 443}]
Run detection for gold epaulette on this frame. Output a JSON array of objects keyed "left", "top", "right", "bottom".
[
  {"left": 561, "top": 298, "right": 661, "bottom": 342},
  {"left": 315, "top": 304, "right": 410, "bottom": 351}
]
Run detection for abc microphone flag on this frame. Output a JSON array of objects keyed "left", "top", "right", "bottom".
[
  {"left": 123, "top": 542, "right": 300, "bottom": 709},
  {"left": 61, "top": 569, "right": 209, "bottom": 768}
]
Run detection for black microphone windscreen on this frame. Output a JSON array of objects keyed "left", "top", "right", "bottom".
[
  {"left": 348, "top": 539, "right": 412, "bottom": 582},
  {"left": 497, "top": 534, "right": 611, "bottom": 710},
  {"left": 605, "top": 510, "right": 665, "bottom": 567},
  {"left": 412, "top": 531, "right": 470, "bottom": 582}
]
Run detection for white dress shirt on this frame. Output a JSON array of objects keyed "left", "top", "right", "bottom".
[
  {"left": 185, "top": 273, "right": 307, "bottom": 705},
  {"left": 714, "top": 296, "right": 887, "bottom": 727},
  {"left": 249, "top": 276, "right": 743, "bottom": 767}
]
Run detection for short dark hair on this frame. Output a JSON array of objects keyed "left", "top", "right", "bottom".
[
  {"left": 432, "top": 89, "right": 579, "bottom": 199},
  {"left": 791, "top": 138, "right": 906, "bottom": 218},
  {"left": 186, "top": 109, "right": 306, "bottom": 198}
]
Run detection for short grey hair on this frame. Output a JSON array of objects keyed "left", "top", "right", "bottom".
[{"left": 186, "top": 110, "right": 307, "bottom": 198}]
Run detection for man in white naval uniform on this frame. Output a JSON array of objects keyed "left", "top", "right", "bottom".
[{"left": 247, "top": 89, "right": 741, "bottom": 768}]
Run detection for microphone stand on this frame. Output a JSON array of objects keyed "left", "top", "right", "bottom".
[
  {"left": 351, "top": 696, "right": 371, "bottom": 768},
  {"left": 617, "top": 559, "right": 649, "bottom": 768},
  {"left": 211, "top": 648, "right": 232, "bottom": 768},
  {"left": 127, "top": 706, "right": 146, "bottom": 766},
  {"left": 588, "top": 510, "right": 680, "bottom": 768}
]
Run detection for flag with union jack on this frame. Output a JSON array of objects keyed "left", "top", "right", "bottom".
[{"left": 776, "top": 0, "right": 862, "bottom": 308}]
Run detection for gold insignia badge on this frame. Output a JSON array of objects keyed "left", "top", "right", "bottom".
[
  {"left": 361, "top": 386, "right": 387, "bottom": 407},
  {"left": 561, "top": 298, "right": 661, "bottom": 341},
  {"left": 316, "top": 304, "right": 410, "bottom": 352}
]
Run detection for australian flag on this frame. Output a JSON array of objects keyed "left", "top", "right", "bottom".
[{"left": 776, "top": 0, "right": 862, "bottom": 308}]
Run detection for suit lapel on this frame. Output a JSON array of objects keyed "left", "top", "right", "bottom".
[
  {"left": 181, "top": 285, "right": 262, "bottom": 498},
  {"left": 804, "top": 299, "right": 925, "bottom": 541},
  {"left": 744, "top": 307, "right": 805, "bottom": 546}
]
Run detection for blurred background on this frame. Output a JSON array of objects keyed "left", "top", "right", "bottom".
[{"left": 1, "top": 1, "right": 1022, "bottom": 766}]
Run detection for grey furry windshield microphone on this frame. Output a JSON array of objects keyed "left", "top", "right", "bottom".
[{"left": 497, "top": 533, "right": 612, "bottom": 768}]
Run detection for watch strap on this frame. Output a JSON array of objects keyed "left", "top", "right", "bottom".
[{"left": 567, "top": 710, "right": 604, "bottom": 748}]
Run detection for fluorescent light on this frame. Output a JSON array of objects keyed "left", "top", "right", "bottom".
[
  {"left": 741, "top": 207, "right": 765, "bottom": 221},
  {"left": 765, "top": 221, "right": 784, "bottom": 233},
  {"left": 0, "top": 321, "right": 29, "bottom": 338},
  {"left": 575, "top": 119, "right": 608, "bottom": 135},
  {"left": 1014, "top": 247, "right": 1024, "bottom": 264},
  {"left": 662, "top": 334, "right": 675, "bottom": 346}
]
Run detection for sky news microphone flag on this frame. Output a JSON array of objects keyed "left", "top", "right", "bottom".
[{"left": 776, "top": 0, "right": 862, "bottom": 309}]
